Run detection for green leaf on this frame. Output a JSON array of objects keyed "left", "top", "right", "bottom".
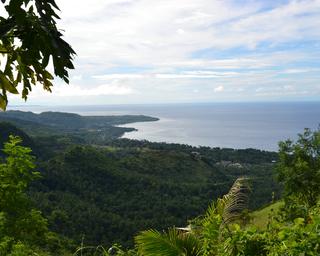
[
  {"left": 0, "top": 0, "right": 75, "bottom": 107},
  {"left": 0, "top": 44, "right": 7, "bottom": 52},
  {"left": 294, "top": 217, "right": 305, "bottom": 226},
  {"left": 48, "top": 0, "right": 61, "bottom": 11},
  {"left": 136, "top": 229, "right": 202, "bottom": 256},
  {"left": 0, "top": 73, "right": 18, "bottom": 94},
  {"left": 0, "top": 94, "right": 7, "bottom": 110}
]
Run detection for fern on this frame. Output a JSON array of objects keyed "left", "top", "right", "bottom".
[{"left": 217, "top": 177, "right": 251, "bottom": 225}]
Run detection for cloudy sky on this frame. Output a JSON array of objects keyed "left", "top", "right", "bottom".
[{"left": 11, "top": 0, "right": 320, "bottom": 105}]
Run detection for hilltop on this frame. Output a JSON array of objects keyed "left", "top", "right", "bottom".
[{"left": 0, "top": 110, "right": 158, "bottom": 142}]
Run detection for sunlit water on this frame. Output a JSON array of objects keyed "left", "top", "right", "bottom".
[{"left": 8, "top": 102, "right": 320, "bottom": 151}]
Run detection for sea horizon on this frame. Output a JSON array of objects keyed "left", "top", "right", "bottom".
[{"left": 7, "top": 101, "right": 320, "bottom": 152}]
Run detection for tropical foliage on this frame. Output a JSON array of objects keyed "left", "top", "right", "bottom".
[
  {"left": 112, "top": 128, "right": 320, "bottom": 256},
  {"left": 0, "top": 0, "right": 75, "bottom": 109},
  {"left": 130, "top": 180, "right": 320, "bottom": 256},
  {"left": 0, "top": 136, "right": 72, "bottom": 255},
  {"left": 134, "top": 177, "right": 252, "bottom": 256},
  {"left": 0, "top": 136, "right": 48, "bottom": 255},
  {"left": 135, "top": 229, "right": 202, "bottom": 256},
  {"left": 277, "top": 127, "right": 320, "bottom": 209}
]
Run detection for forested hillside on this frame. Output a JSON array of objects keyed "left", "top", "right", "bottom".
[
  {"left": 0, "top": 111, "right": 158, "bottom": 142},
  {"left": 30, "top": 144, "right": 279, "bottom": 247},
  {"left": 0, "top": 112, "right": 280, "bottom": 248}
]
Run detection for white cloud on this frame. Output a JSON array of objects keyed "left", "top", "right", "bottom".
[
  {"left": 8, "top": 0, "right": 320, "bottom": 104},
  {"left": 93, "top": 74, "right": 145, "bottom": 80},
  {"left": 176, "top": 29, "right": 186, "bottom": 35},
  {"left": 55, "top": 0, "right": 320, "bottom": 68},
  {"left": 55, "top": 0, "right": 257, "bottom": 68},
  {"left": 214, "top": 85, "right": 224, "bottom": 92},
  {"left": 53, "top": 83, "right": 135, "bottom": 97},
  {"left": 155, "top": 71, "right": 238, "bottom": 79},
  {"left": 71, "top": 75, "right": 83, "bottom": 80},
  {"left": 281, "top": 68, "right": 320, "bottom": 74},
  {"left": 92, "top": 70, "right": 240, "bottom": 80}
]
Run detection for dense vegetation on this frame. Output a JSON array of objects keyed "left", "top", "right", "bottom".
[
  {"left": 31, "top": 143, "right": 278, "bottom": 248},
  {"left": 131, "top": 183, "right": 320, "bottom": 256},
  {"left": 0, "top": 136, "right": 67, "bottom": 255},
  {"left": 0, "top": 111, "right": 281, "bottom": 254},
  {"left": 126, "top": 128, "right": 320, "bottom": 256},
  {"left": 1, "top": 124, "right": 319, "bottom": 256}
]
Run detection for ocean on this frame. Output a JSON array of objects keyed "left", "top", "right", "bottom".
[{"left": 8, "top": 102, "right": 320, "bottom": 151}]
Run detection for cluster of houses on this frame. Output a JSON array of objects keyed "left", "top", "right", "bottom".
[{"left": 190, "top": 151, "right": 244, "bottom": 168}]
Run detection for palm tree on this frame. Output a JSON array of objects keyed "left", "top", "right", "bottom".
[
  {"left": 135, "top": 177, "right": 251, "bottom": 256},
  {"left": 135, "top": 228, "right": 202, "bottom": 256}
]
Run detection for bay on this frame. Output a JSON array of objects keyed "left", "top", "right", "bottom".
[{"left": 8, "top": 102, "right": 320, "bottom": 151}]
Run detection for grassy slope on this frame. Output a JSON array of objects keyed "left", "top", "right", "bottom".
[{"left": 250, "top": 201, "right": 284, "bottom": 229}]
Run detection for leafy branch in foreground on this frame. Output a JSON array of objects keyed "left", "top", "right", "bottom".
[{"left": 0, "top": 0, "right": 76, "bottom": 109}]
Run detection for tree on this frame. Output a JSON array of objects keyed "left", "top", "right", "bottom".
[
  {"left": 0, "top": 135, "right": 49, "bottom": 254},
  {"left": 0, "top": 0, "right": 75, "bottom": 110},
  {"left": 276, "top": 127, "right": 320, "bottom": 208}
]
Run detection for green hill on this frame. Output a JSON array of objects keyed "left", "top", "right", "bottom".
[
  {"left": 251, "top": 201, "right": 284, "bottom": 229},
  {"left": 0, "top": 122, "right": 35, "bottom": 153},
  {"left": 0, "top": 110, "right": 158, "bottom": 144},
  {"left": 29, "top": 143, "right": 279, "bottom": 247}
]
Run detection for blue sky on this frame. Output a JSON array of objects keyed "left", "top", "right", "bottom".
[{"left": 10, "top": 0, "right": 320, "bottom": 105}]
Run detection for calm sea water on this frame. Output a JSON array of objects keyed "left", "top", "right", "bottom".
[{"left": 8, "top": 102, "right": 320, "bottom": 151}]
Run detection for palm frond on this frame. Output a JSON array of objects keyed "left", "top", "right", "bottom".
[
  {"left": 135, "top": 228, "right": 202, "bottom": 256},
  {"left": 217, "top": 177, "right": 251, "bottom": 225}
]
